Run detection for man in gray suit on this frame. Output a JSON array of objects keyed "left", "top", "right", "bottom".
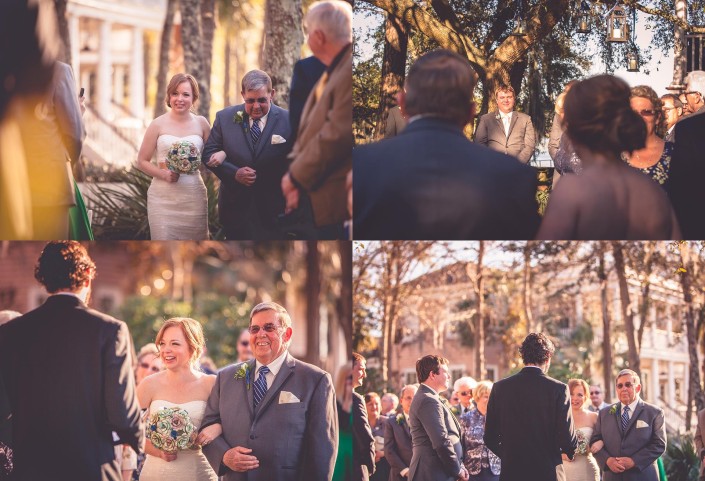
[
  {"left": 204, "top": 70, "right": 291, "bottom": 239},
  {"left": 474, "top": 85, "right": 536, "bottom": 163},
  {"left": 201, "top": 302, "right": 338, "bottom": 481},
  {"left": 408, "top": 355, "right": 468, "bottom": 481},
  {"left": 590, "top": 369, "right": 666, "bottom": 481},
  {"left": 385, "top": 384, "right": 417, "bottom": 481}
]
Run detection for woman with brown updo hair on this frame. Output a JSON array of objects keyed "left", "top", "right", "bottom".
[
  {"left": 135, "top": 74, "right": 211, "bottom": 240},
  {"left": 621, "top": 85, "right": 673, "bottom": 187},
  {"left": 537, "top": 75, "right": 680, "bottom": 240}
]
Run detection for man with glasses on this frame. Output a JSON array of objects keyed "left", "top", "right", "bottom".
[
  {"left": 660, "top": 94, "right": 683, "bottom": 142},
  {"left": 590, "top": 369, "right": 665, "bottom": 481},
  {"left": 682, "top": 71, "right": 705, "bottom": 116},
  {"left": 453, "top": 376, "right": 478, "bottom": 416},
  {"left": 236, "top": 329, "right": 252, "bottom": 363},
  {"left": 201, "top": 301, "right": 338, "bottom": 481},
  {"left": 587, "top": 384, "right": 610, "bottom": 413},
  {"left": 204, "top": 70, "right": 292, "bottom": 239},
  {"left": 384, "top": 384, "right": 418, "bottom": 481}
]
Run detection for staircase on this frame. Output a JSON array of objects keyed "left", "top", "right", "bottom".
[
  {"left": 659, "top": 396, "right": 696, "bottom": 435},
  {"left": 82, "top": 104, "right": 143, "bottom": 170}
]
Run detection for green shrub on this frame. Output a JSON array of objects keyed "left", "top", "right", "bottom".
[{"left": 663, "top": 433, "right": 700, "bottom": 481}]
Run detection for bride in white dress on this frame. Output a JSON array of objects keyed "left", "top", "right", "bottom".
[
  {"left": 136, "top": 73, "right": 211, "bottom": 240},
  {"left": 137, "top": 317, "right": 218, "bottom": 481},
  {"left": 562, "top": 379, "right": 600, "bottom": 481}
]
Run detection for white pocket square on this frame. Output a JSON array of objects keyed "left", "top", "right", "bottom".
[
  {"left": 279, "top": 391, "right": 300, "bottom": 404},
  {"left": 636, "top": 420, "right": 649, "bottom": 428},
  {"left": 271, "top": 135, "right": 287, "bottom": 144}
]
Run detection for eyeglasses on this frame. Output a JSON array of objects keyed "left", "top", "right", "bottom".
[
  {"left": 590, "top": 391, "right": 601, "bottom": 395},
  {"left": 248, "top": 323, "right": 283, "bottom": 335},
  {"left": 239, "top": 340, "right": 249, "bottom": 347},
  {"left": 244, "top": 97, "right": 270, "bottom": 104},
  {"left": 139, "top": 362, "right": 161, "bottom": 373},
  {"left": 459, "top": 391, "right": 472, "bottom": 396},
  {"left": 616, "top": 382, "right": 634, "bottom": 389},
  {"left": 636, "top": 109, "right": 656, "bottom": 117}
]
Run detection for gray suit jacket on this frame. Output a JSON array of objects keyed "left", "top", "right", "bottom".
[
  {"left": 474, "top": 111, "right": 536, "bottom": 163},
  {"left": 385, "top": 412, "right": 413, "bottom": 481},
  {"left": 408, "top": 384, "right": 463, "bottom": 481},
  {"left": 203, "top": 104, "right": 291, "bottom": 239},
  {"left": 384, "top": 106, "right": 407, "bottom": 138},
  {"left": 201, "top": 353, "right": 338, "bottom": 481},
  {"left": 590, "top": 399, "right": 666, "bottom": 481}
]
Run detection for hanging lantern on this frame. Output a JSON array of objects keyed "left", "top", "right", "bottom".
[
  {"left": 577, "top": 1, "right": 591, "bottom": 34},
  {"left": 627, "top": 50, "right": 639, "bottom": 72},
  {"left": 607, "top": 5, "right": 628, "bottom": 42},
  {"left": 512, "top": 15, "right": 528, "bottom": 36}
]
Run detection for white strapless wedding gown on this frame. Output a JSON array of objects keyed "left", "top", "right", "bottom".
[
  {"left": 563, "top": 426, "right": 600, "bottom": 481},
  {"left": 147, "top": 134, "right": 208, "bottom": 240},
  {"left": 140, "top": 400, "right": 217, "bottom": 481}
]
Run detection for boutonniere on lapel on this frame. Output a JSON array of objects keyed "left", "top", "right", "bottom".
[
  {"left": 395, "top": 413, "right": 405, "bottom": 426},
  {"left": 233, "top": 111, "right": 249, "bottom": 132},
  {"left": 609, "top": 404, "right": 618, "bottom": 415},
  {"left": 495, "top": 113, "right": 501, "bottom": 120},
  {"left": 233, "top": 362, "right": 252, "bottom": 389}
]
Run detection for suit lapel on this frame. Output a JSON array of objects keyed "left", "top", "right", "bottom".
[
  {"left": 254, "top": 108, "right": 278, "bottom": 159},
  {"left": 508, "top": 112, "right": 519, "bottom": 137},
  {"left": 494, "top": 114, "right": 505, "bottom": 137},
  {"left": 245, "top": 359, "right": 256, "bottom": 417},
  {"left": 238, "top": 112, "right": 256, "bottom": 157},
  {"left": 253, "top": 353, "right": 295, "bottom": 418},
  {"left": 623, "top": 400, "right": 643, "bottom": 435}
]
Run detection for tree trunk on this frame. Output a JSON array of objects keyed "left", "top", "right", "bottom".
[
  {"left": 154, "top": 0, "right": 177, "bottom": 118},
  {"left": 636, "top": 243, "right": 654, "bottom": 351},
  {"left": 678, "top": 242, "right": 705, "bottom": 430},
  {"left": 670, "top": 0, "right": 688, "bottom": 89},
  {"left": 262, "top": 0, "right": 303, "bottom": 109},
  {"left": 180, "top": 0, "right": 210, "bottom": 118},
  {"left": 224, "top": 28, "right": 232, "bottom": 106},
  {"left": 305, "top": 241, "right": 321, "bottom": 366},
  {"left": 54, "top": 0, "right": 71, "bottom": 65},
  {"left": 200, "top": 0, "right": 216, "bottom": 118},
  {"left": 598, "top": 245, "right": 613, "bottom": 401},
  {"left": 338, "top": 240, "right": 353, "bottom": 357},
  {"left": 523, "top": 242, "right": 534, "bottom": 334},
  {"left": 475, "top": 241, "right": 485, "bottom": 379},
  {"left": 612, "top": 241, "right": 640, "bottom": 377},
  {"left": 375, "top": 14, "right": 408, "bottom": 140}
]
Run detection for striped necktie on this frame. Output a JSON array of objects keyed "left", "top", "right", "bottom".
[
  {"left": 251, "top": 118, "right": 261, "bottom": 145},
  {"left": 621, "top": 405, "right": 630, "bottom": 431},
  {"left": 253, "top": 365, "right": 270, "bottom": 407}
]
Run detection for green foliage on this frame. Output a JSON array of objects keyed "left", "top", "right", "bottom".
[
  {"left": 663, "top": 433, "right": 700, "bottom": 481},
  {"left": 120, "top": 293, "right": 252, "bottom": 368}
]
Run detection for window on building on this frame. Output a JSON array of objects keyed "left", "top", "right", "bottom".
[{"left": 486, "top": 366, "right": 497, "bottom": 382}]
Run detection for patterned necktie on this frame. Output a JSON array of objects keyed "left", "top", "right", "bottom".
[
  {"left": 251, "top": 118, "right": 261, "bottom": 145},
  {"left": 253, "top": 365, "right": 270, "bottom": 407},
  {"left": 621, "top": 405, "right": 630, "bottom": 431}
]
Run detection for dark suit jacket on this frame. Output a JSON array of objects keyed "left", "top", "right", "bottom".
[
  {"left": 289, "top": 56, "right": 326, "bottom": 146},
  {"left": 408, "top": 384, "right": 463, "bottom": 481},
  {"left": 202, "top": 353, "right": 338, "bottom": 481},
  {"left": 353, "top": 391, "right": 375, "bottom": 481},
  {"left": 385, "top": 412, "right": 413, "bottom": 481},
  {"left": 474, "top": 110, "right": 536, "bottom": 163},
  {"left": 353, "top": 118, "right": 540, "bottom": 240},
  {"left": 204, "top": 103, "right": 291, "bottom": 239},
  {"left": 0, "top": 295, "right": 143, "bottom": 481},
  {"left": 484, "top": 367, "right": 577, "bottom": 481},
  {"left": 667, "top": 111, "right": 705, "bottom": 238},
  {"left": 590, "top": 399, "right": 665, "bottom": 481}
]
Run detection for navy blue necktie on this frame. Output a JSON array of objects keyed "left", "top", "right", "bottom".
[
  {"left": 251, "top": 118, "right": 261, "bottom": 145},
  {"left": 621, "top": 405, "right": 630, "bottom": 431},
  {"left": 253, "top": 365, "right": 270, "bottom": 407}
]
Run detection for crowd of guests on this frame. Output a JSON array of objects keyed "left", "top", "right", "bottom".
[
  {"left": 354, "top": 48, "right": 705, "bottom": 240},
  {"left": 353, "top": 333, "right": 670, "bottom": 481},
  {"left": 0, "top": 0, "right": 352, "bottom": 241}
]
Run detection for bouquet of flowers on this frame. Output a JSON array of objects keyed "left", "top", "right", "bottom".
[
  {"left": 146, "top": 406, "right": 198, "bottom": 453},
  {"left": 165, "top": 140, "right": 201, "bottom": 174},
  {"left": 575, "top": 429, "right": 589, "bottom": 456}
]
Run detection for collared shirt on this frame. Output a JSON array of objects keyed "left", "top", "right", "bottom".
[
  {"left": 421, "top": 382, "right": 439, "bottom": 396},
  {"left": 255, "top": 349, "right": 287, "bottom": 388},
  {"left": 620, "top": 397, "right": 640, "bottom": 421},
  {"left": 51, "top": 291, "right": 88, "bottom": 303},
  {"left": 249, "top": 111, "right": 269, "bottom": 130}
]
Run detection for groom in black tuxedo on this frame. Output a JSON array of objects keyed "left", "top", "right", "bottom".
[
  {"left": 484, "top": 333, "right": 577, "bottom": 481},
  {"left": 0, "top": 241, "right": 144, "bottom": 481}
]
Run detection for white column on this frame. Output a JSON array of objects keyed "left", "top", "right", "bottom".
[
  {"left": 651, "top": 357, "right": 660, "bottom": 403},
  {"left": 97, "top": 20, "right": 112, "bottom": 118},
  {"left": 114, "top": 65, "right": 125, "bottom": 106},
  {"left": 667, "top": 361, "right": 676, "bottom": 405},
  {"left": 68, "top": 14, "right": 80, "bottom": 86},
  {"left": 129, "top": 27, "right": 145, "bottom": 120}
]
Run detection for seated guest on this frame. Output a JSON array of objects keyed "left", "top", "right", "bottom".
[
  {"left": 460, "top": 381, "right": 500, "bottom": 481},
  {"left": 622, "top": 86, "right": 672, "bottom": 188},
  {"left": 354, "top": 49, "right": 540, "bottom": 240},
  {"left": 384, "top": 384, "right": 417, "bottom": 481},
  {"left": 537, "top": 75, "right": 680, "bottom": 240}
]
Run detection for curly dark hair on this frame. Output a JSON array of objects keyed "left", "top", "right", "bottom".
[
  {"left": 519, "top": 333, "right": 555, "bottom": 365},
  {"left": 34, "top": 241, "right": 96, "bottom": 293}
]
